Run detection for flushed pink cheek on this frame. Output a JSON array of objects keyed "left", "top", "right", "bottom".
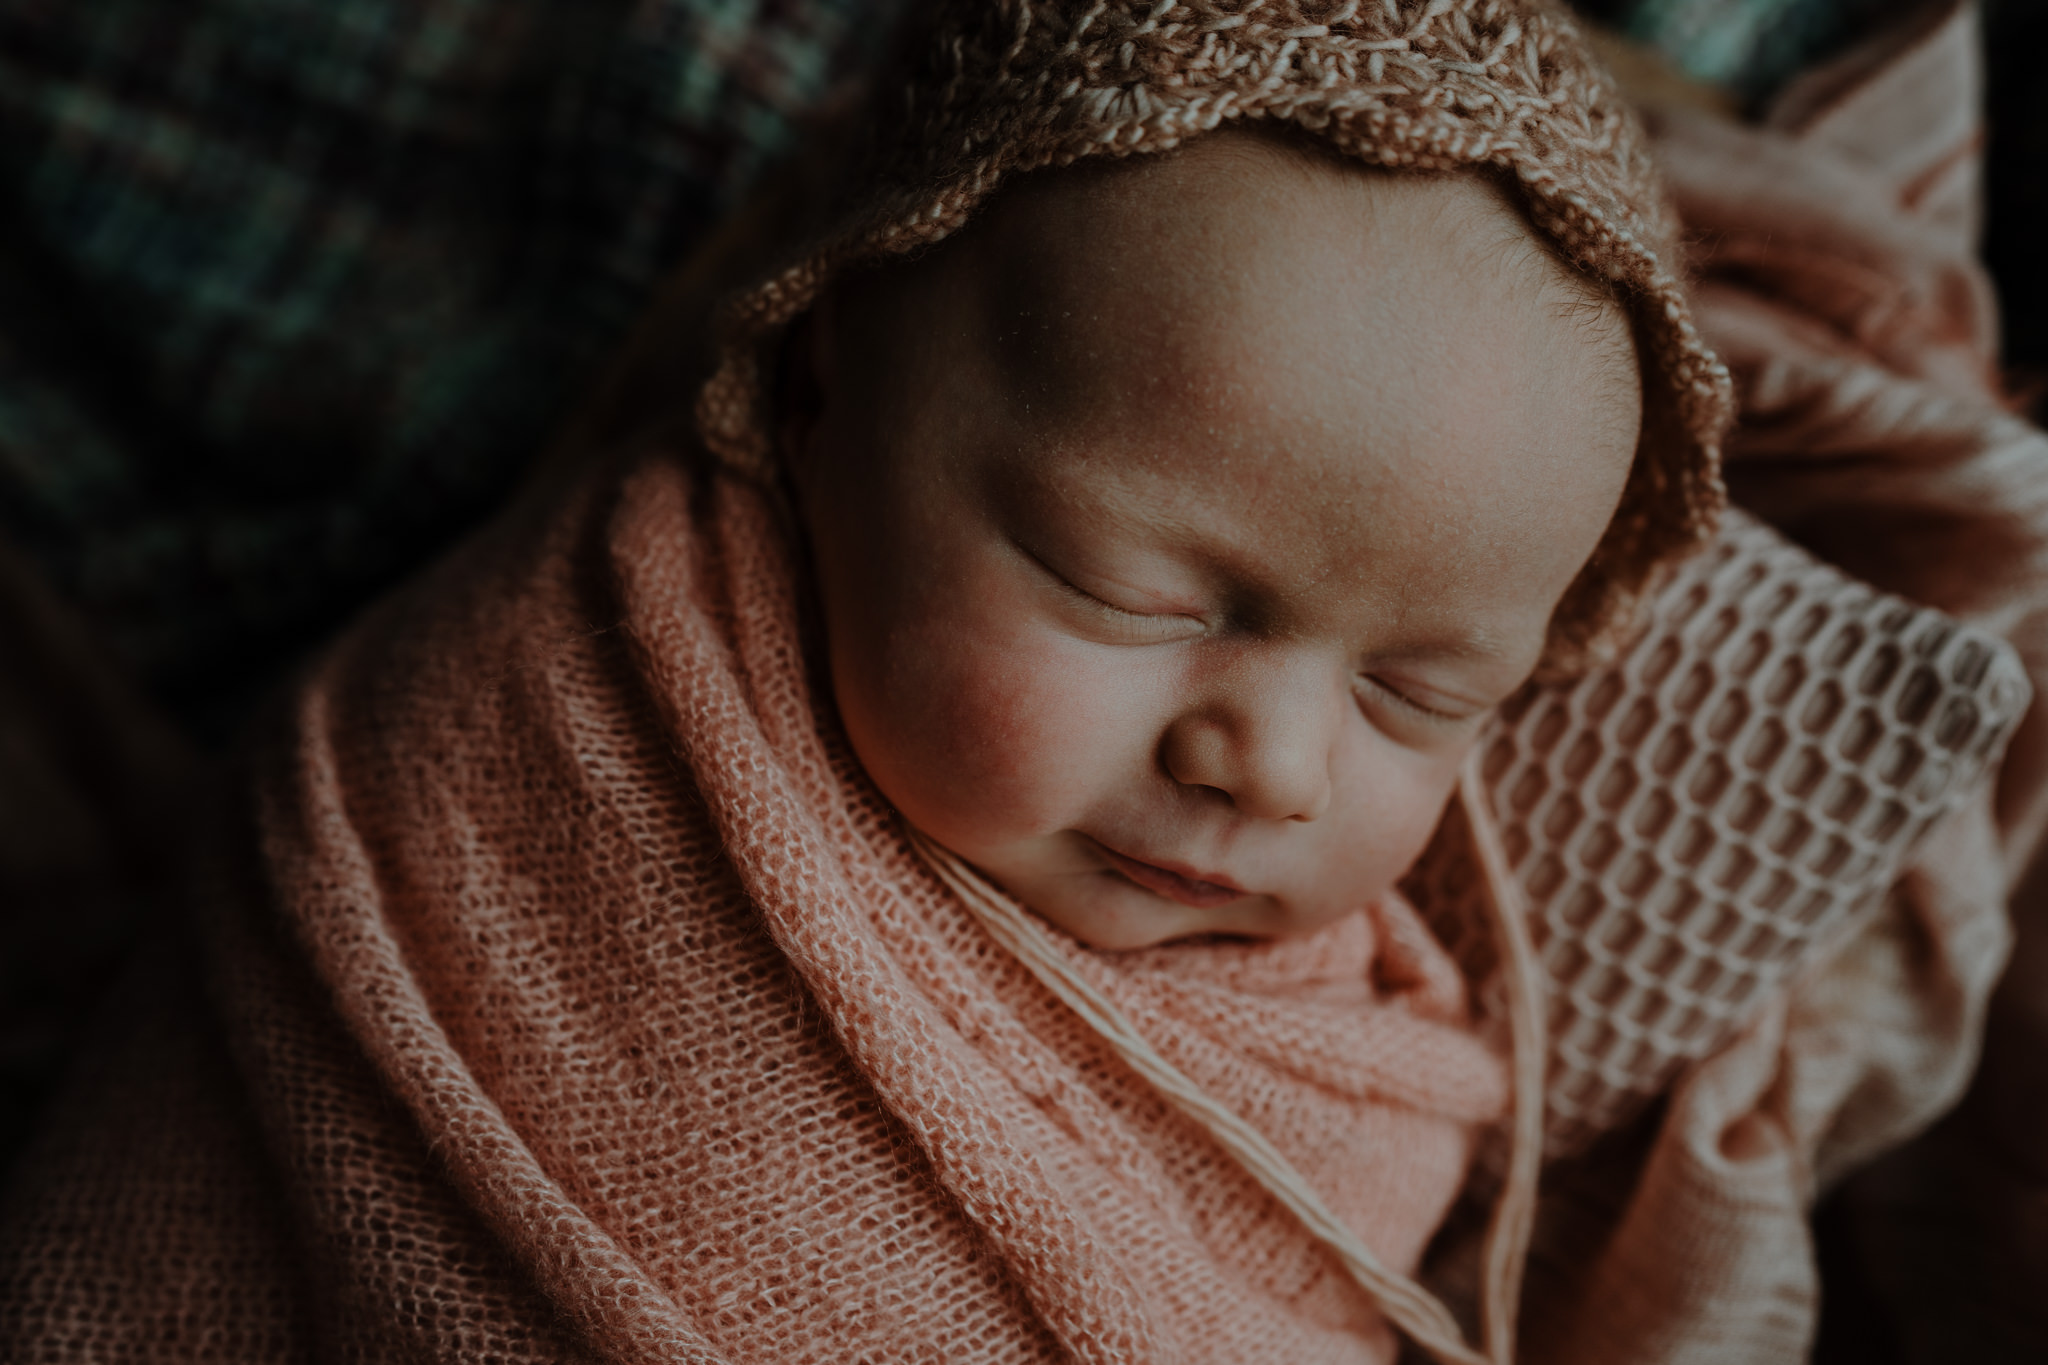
[{"left": 842, "top": 610, "right": 1144, "bottom": 845}]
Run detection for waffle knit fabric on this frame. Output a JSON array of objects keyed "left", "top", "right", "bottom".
[{"left": 1488, "top": 7, "right": 2048, "bottom": 1358}]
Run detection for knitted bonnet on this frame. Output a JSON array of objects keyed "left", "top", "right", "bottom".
[{"left": 695, "top": 0, "right": 1736, "bottom": 666}]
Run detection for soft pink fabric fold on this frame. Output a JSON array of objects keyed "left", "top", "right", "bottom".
[{"left": 0, "top": 452, "right": 1507, "bottom": 1363}]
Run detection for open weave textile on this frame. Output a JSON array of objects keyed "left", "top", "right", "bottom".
[
  {"left": 1409, "top": 507, "right": 2029, "bottom": 1157},
  {"left": 0, "top": 458, "right": 1511, "bottom": 1363},
  {"left": 1644, "top": 5, "right": 2048, "bottom": 1359},
  {"left": 1452, "top": 8, "right": 2048, "bottom": 1360}
]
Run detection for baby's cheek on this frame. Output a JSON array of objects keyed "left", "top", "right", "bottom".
[
  {"left": 1322, "top": 734, "right": 1465, "bottom": 890},
  {"left": 855, "top": 612, "right": 1151, "bottom": 840}
]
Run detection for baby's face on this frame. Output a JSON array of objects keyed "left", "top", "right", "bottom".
[{"left": 789, "top": 133, "right": 1640, "bottom": 950}]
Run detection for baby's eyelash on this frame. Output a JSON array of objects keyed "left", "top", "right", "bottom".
[
  {"left": 1055, "top": 578, "right": 1204, "bottom": 636},
  {"left": 1057, "top": 579, "right": 1149, "bottom": 620},
  {"left": 1013, "top": 540, "right": 1205, "bottom": 642},
  {"left": 1356, "top": 674, "right": 1472, "bottom": 724}
]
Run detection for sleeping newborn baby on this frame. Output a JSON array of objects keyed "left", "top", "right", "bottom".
[
  {"left": 0, "top": 3, "right": 1732, "bottom": 1364},
  {"left": 791, "top": 133, "right": 1642, "bottom": 952}
]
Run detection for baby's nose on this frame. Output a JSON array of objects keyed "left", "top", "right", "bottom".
[{"left": 1160, "top": 651, "right": 1340, "bottom": 822}]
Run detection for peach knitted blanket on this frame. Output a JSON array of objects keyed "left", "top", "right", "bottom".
[{"left": 0, "top": 451, "right": 1509, "bottom": 1363}]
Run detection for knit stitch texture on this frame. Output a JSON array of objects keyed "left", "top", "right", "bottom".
[{"left": 0, "top": 458, "right": 1510, "bottom": 1363}]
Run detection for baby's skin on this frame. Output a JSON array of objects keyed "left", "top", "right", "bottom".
[{"left": 784, "top": 130, "right": 1642, "bottom": 950}]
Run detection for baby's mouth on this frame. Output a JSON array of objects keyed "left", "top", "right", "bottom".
[{"left": 1093, "top": 842, "right": 1247, "bottom": 910}]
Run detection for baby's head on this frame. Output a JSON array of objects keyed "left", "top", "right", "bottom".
[
  {"left": 693, "top": 1, "right": 1732, "bottom": 950},
  {"left": 786, "top": 133, "right": 1637, "bottom": 948}
]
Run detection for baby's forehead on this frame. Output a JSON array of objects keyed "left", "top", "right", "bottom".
[
  {"left": 837, "top": 132, "right": 1621, "bottom": 405},
  {"left": 972, "top": 133, "right": 1583, "bottom": 317},
  {"left": 911, "top": 135, "right": 1631, "bottom": 443}
]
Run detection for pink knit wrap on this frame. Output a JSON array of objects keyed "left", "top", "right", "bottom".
[{"left": 0, "top": 453, "right": 1508, "bottom": 1363}]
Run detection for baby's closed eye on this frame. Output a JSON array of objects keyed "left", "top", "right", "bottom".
[
  {"left": 1353, "top": 672, "right": 1492, "bottom": 728},
  {"left": 1009, "top": 536, "right": 1209, "bottom": 646}
]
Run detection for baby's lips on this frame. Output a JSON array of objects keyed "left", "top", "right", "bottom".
[{"left": 1094, "top": 842, "right": 1247, "bottom": 909}]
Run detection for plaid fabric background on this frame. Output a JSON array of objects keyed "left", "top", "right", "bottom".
[{"left": 0, "top": 0, "right": 895, "bottom": 735}]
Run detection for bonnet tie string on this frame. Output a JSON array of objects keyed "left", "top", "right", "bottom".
[{"left": 908, "top": 746, "right": 1546, "bottom": 1365}]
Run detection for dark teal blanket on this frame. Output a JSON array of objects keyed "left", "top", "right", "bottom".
[{"left": 0, "top": 0, "right": 885, "bottom": 733}]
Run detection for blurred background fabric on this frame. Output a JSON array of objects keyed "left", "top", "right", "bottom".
[
  {"left": 1590, "top": 0, "right": 1918, "bottom": 101},
  {"left": 1, "top": 1, "right": 2046, "bottom": 1356},
  {"left": 0, "top": 0, "right": 896, "bottom": 740},
  {"left": 1589, "top": 0, "right": 2048, "bottom": 386}
]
